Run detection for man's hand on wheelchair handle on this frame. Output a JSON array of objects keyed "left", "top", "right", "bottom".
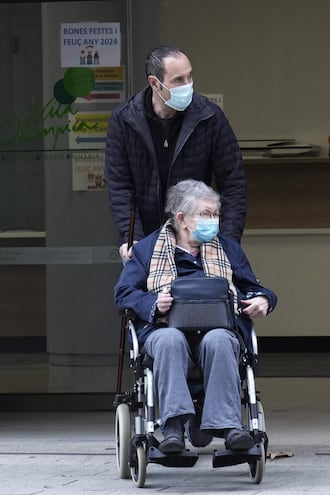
[
  {"left": 240, "top": 296, "right": 269, "bottom": 319},
  {"left": 119, "top": 241, "right": 138, "bottom": 262},
  {"left": 156, "top": 287, "right": 173, "bottom": 314}
]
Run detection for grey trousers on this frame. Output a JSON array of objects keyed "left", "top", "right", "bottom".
[{"left": 143, "top": 327, "right": 242, "bottom": 430}]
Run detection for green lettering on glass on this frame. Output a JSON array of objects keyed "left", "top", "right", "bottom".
[{"left": 0, "top": 97, "right": 101, "bottom": 150}]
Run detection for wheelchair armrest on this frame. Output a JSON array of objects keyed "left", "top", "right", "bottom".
[
  {"left": 251, "top": 326, "right": 258, "bottom": 356},
  {"left": 119, "top": 308, "right": 140, "bottom": 361},
  {"left": 129, "top": 319, "right": 140, "bottom": 361}
]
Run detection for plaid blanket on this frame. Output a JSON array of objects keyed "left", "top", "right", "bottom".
[{"left": 147, "top": 220, "right": 238, "bottom": 311}]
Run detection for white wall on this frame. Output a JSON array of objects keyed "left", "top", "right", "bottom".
[
  {"left": 242, "top": 231, "right": 329, "bottom": 337},
  {"left": 133, "top": 0, "right": 330, "bottom": 154}
]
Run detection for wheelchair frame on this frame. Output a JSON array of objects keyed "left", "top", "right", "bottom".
[{"left": 113, "top": 311, "right": 268, "bottom": 488}]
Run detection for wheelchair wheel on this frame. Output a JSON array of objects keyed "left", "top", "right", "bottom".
[
  {"left": 249, "top": 437, "right": 266, "bottom": 484},
  {"left": 249, "top": 400, "right": 266, "bottom": 484},
  {"left": 130, "top": 443, "right": 147, "bottom": 488},
  {"left": 115, "top": 403, "right": 131, "bottom": 479}
]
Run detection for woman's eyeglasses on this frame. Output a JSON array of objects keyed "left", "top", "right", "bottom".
[{"left": 191, "top": 211, "right": 220, "bottom": 220}]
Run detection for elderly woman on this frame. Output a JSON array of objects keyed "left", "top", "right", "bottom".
[{"left": 115, "top": 179, "right": 277, "bottom": 455}]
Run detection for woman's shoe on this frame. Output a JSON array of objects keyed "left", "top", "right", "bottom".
[
  {"left": 224, "top": 428, "right": 254, "bottom": 450},
  {"left": 159, "top": 435, "right": 185, "bottom": 454}
]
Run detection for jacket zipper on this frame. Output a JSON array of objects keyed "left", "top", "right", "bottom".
[{"left": 166, "top": 109, "right": 215, "bottom": 191}]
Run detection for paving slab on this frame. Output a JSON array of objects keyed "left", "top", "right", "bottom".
[{"left": 0, "top": 377, "right": 329, "bottom": 494}]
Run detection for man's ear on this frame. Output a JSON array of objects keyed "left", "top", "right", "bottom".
[{"left": 148, "top": 75, "right": 158, "bottom": 89}]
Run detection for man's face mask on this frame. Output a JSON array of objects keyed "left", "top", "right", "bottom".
[
  {"left": 157, "top": 79, "right": 193, "bottom": 111},
  {"left": 192, "top": 218, "right": 219, "bottom": 243}
]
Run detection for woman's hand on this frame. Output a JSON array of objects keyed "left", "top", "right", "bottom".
[
  {"left": 240, "top": 296, "right": 269, "bottom": 319},
  {"left": 156, "top": 287, "right": 173, "bottom": 314}
]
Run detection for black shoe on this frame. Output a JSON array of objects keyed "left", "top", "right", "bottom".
[
  {"left": 224, "top": 429, "right": 255, "bottom": 451},
  {"left": 159, "top": 435, "right": 185, "bottom": 454}
]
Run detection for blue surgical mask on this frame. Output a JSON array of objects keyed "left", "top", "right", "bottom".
[
  {"left": 157, "top": 80, "right": 193, "bottom": 111},
  {"left": 192, "top": 218, "right": 219, "bottom": 243}
]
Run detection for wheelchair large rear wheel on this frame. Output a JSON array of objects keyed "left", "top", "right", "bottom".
[
  {"left": 130, "top": 443, "right": 147, "bottom": 488},
  {"left": 115, "top": 403, "right": 131, "bottom": 479}
]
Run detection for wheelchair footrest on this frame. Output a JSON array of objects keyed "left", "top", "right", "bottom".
[
  {"left": 212, "top": 444, "right": 262, "bottom": 468},
  {"left": 149, "top": 446, "right": 199, "bottom": 468}
]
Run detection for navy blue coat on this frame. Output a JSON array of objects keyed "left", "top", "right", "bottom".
[
  {"left": 105, "top": 87, "right": 246, "bottom": 244},
  {"left": 114, "top": 230, "right": 277, "bottom": 349}
]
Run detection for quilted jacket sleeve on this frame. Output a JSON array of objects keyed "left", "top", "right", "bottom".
[{"left": 104, "top": 107, "right": 145, "bottom": 245}]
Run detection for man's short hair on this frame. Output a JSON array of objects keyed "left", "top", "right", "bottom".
[{"left": 145, "top": 45, "right": 186, "bottom": 81}]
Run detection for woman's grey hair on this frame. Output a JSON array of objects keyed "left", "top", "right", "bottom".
[
  {"left": 165, "top": 179, "right": 220, "bottom": 231},
  {"left": 145, "top": 45, "right": 186, "bottom": 82}
]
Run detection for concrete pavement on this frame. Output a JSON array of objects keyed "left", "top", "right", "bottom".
[{"left": 0, "top": 377, "right": 329, "bottom": 494}]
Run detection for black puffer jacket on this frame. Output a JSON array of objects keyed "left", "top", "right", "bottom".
[{"left": 105, "top": 87, "right": 246, "bottom": 244}]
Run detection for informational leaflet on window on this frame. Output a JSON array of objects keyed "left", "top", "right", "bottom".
[
  {"left": 60, "top": 22, "right": 120, "bottom": 68},
  {"left": 68, "top": 110, "right": 110, "bottom": 149},
  {"left": 76, "top": 66, "right": 125, "bottom": 104},
  {"left": 72, "top": 152, "right": 106, "bottom": 191},
  {"left": 69, "top": 110, "right": 110, "bottom": 191}
]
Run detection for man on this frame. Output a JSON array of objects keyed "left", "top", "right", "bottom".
[{"left": 105, "top": 45, "right": 246, "bottom": 261}]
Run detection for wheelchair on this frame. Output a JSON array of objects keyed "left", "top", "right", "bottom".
[{"left": 113, "top": 310, "right": 268, "bottom": 488}]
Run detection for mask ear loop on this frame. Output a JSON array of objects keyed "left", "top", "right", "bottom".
[
  {"left": 154, "top": 77, "right": 169, "bottom": 91},
  {"left": 153, "top": 77, "right": 169, "bottom": 104}
]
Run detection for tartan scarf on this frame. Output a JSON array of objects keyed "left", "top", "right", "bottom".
[{"left": 147, "top": 220, "right": 238, "bottom": 312}]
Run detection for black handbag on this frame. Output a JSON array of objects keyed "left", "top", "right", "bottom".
[{"left": 168, "top": 277, "right": 235, "bottom": 332}]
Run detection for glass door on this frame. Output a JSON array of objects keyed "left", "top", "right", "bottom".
[{"left": 0, "top": 1, "right": 130, "bottom": 401}]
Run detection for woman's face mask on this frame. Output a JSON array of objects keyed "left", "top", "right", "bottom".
[
  {"left": 157, "top": 79, "right": 193, "bottom": 111},
  {"left": 191, "top": 218, "right": 219, "bottom": 243}
]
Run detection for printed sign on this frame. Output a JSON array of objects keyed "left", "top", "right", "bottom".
[
  {"left": 202, "top": 93, "right": 224, "bottom": 109},
  {"left": 76, "top": 66, "right": 125, "bottom": 103},
  {"left": 68, "top": 111, "right": 110, "bottom": 149},
  {"left": 61, "top": 22, "right": 120, "bottom": 68},
  {"left": 72, "top": 152, "right": 106, "bottom": 191}
]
